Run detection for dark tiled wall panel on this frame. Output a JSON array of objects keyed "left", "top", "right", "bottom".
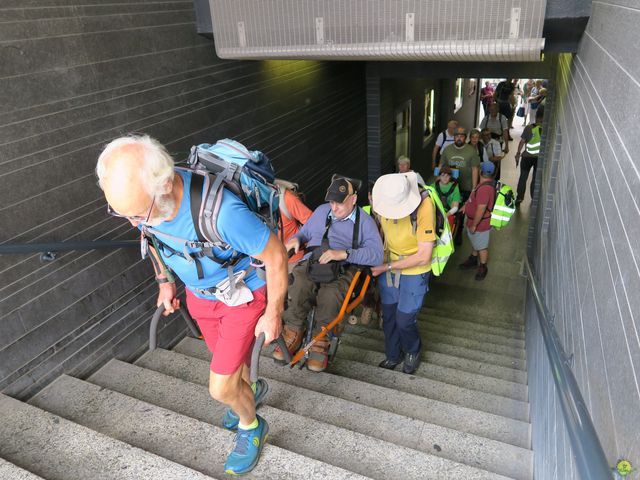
[
  {"left": 0, "top": 2, "right": 366, "bottom": 398},
  {"left": 526, "top": 2, "right": 640, "bottom": 477}
]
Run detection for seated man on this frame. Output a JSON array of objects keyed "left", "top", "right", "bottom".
[{"left": 273, "top": 175, "right": 383, "bottom": 371}]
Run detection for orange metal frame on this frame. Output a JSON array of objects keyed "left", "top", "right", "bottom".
[{"left": 289, "top": 269, "right": 371, "bottom": 366}]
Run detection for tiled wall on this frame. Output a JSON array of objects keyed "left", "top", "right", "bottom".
[
  {"left": 527, "top": 2, "right": 640, "bottom": 476},
  {"left": 0, "top": 0, "right": 367, "bottom": 398}
]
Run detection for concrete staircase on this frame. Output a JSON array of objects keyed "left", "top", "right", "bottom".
[{"left": 0, "top": 267, "right": 531, "bottom": 480}]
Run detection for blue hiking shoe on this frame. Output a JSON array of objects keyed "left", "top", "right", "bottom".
[
  {"left": 224, "top": 415, "right": 269, "bottom": 476},
  {"left": 222, "top": 379, "right": 269, "bottom": 430}
]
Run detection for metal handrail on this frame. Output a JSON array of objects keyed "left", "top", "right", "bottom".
[{"left": 524, "top": 255, "right": 612, "bottom": 480}]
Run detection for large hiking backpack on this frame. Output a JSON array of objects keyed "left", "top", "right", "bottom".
[
  {"left": 490, "top": 182, "right": 516, "bottom": 230},
  {"left": 141, "top": 139, "right": 280, "bottom": 285},
  {"left": 410, "top": 186, "right": 454, "bottom": 276}
]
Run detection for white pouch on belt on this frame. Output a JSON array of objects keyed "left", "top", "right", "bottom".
[{"left": 214, "top": 270, "right": 254, "bottom": 307}]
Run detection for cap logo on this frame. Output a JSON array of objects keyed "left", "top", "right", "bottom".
[{"left": 339, "top": 185, "right": 346, "bottom": 193}]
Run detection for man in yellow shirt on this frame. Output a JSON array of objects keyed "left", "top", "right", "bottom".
[{"left": 370, "top": 172, "right": 436, "bottom": 374}]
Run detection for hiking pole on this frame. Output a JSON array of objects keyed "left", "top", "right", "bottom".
[
  {"left": 149, "top": 302, "right": 201, "bottom": 351},
  {"left": 250, "top": 332, "right": 290, "bottom": 383}
]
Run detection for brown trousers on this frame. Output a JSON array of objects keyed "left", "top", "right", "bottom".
[{"left": 283, "top": 262, "right": 356, "bottom": 334}]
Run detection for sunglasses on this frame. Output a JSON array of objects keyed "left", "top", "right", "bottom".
[{"left": 107, "top": 196, "right": 155, "bottom": 223}]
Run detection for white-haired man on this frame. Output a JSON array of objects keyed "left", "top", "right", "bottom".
[
  {"left": 397, "top": 155, "right": 426, "bottom": 186},
  {"left": 96, "top": 135, "right": 288, "bottom": 475}
]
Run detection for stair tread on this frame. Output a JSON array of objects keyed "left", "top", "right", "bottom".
[
  {"left": 173, "top": 338, "right": 530, "bottom": 422},
  {"left": 32, "top": 374, "right": 370, "bottom": 480},
  {"left": 0, "top": 458, "right": 44, "bottom": 480},
  {"left": 420, "top": 307, "right": 525, "bottom": 328},
  {"left": 86, "top": 359, "right": 522, "bottom": 480},
  {"left": 0, "top": 393, "right": 214, "bottom": 480},
  {"left": 338, "top": 343, "right": 528, "bottom": 402},
  {"left": 346, "top": 324, "right": 526, "bottom": 359},
  {"left": 341, "top": 332, "right": 527, "bottom": 372},
  {"left": 420, "top": 314, "right": 526, "bottom": 340},
  {"left": 415, "top": 320, "right": 526, "bottom": 348},
  {"left": 130, "top": 350, "right": 533, "bottom": 472}
]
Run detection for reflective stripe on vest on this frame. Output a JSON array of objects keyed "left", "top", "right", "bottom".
[
  {"left": 490, "top": 184, "right": 516, "bottom": 230},
  {"left": 525, "top": 126, "right": 542, "bottom": 155}
]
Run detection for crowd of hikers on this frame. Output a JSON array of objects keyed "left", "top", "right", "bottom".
[{"left": 95, "top": 105, "right": 530, "bottom": 472}]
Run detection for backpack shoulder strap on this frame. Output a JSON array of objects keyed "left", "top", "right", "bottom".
[
  {"left": 189, "top": 172, "right": 206, "bottom": 242},
  {"left": 352, "top": 207, "right": 360, "bottom": 250},
  {"left": 278, "top": 187, "right": 292, "bottom": 220}
]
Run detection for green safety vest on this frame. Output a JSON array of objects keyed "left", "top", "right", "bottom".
[
  {"left": 525, "top": 125, "right": 542, "bottom": 155},
  {"left": 363, "top": 205, "right": 372, "bottom": 215},
  {"left": 490, "top": 183, "right": 516, "bottom": 230},
  {"left": 411, "top": 186, "right": 454, "bottom": 276}
]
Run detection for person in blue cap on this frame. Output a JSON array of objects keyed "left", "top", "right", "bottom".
[{"left": 458, "top": 162, "right": 497, "bottom": 280}]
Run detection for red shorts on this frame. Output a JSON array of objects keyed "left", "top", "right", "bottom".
[{"left": 186, "top": 287, "right": 267, "bottom": 375}]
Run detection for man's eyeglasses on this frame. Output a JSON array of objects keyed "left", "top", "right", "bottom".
[{"left": 107, "top": 196, "right": 155, "bottom": 223}]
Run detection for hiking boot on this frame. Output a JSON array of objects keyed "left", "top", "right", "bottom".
[
  {"left": 378, "top": 358, "right": 402, "bottom": 370},
  {"left": 224, "top": 415, "right": 269, "bottom": 475},
  {"left": 272, "top": 325, "right": 304, "bottom": 363},
  {"left": 458, "top": 255, "right": 478, "bottom": 270},
  {"left": 403, "top": 350, "right": 422, "bottom": 374},
  {"left": 307, "top": 338, "right": 330, "bottom": 372},
  {"left": 222, "top": 379, "right": 269, "bottom": 431},
  {"left": 475, "top": 264, "right": 488, "bottom": 281}
]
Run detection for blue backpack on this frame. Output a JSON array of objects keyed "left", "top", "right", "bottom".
[
  {"left": 142, "top": 139, "right": 280, "bottom": 284},
  {"left": 185, "top": 139, "right": 280, "bottom": 245}
]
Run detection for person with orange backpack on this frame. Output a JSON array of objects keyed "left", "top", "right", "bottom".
[{"left": 275, "top": 180, "right": 313, "bottom": 267}]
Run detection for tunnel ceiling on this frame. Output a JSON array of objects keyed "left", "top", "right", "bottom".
[{"left": 196, "top": 0, "right": 591, "bottom": 60}]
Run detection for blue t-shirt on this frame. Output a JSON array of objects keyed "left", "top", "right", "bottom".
[{"left": 147, "top": 170, "right": 270, "bottom": 298}]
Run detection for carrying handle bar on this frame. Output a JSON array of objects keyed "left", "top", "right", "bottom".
[
  {"left": 250, "top": 332, "right": 290, "bottom": 383},
  {"left": 149, "top": 303, "right": 201, "bottom": 351}
]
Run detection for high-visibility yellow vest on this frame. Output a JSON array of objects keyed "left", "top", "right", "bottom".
[
  {"left": 525, "top": 125, "right": 542, "bottom": 155},
  {"left": 490, "top": 183, "right": 516, "bottom": 230},
  {"left": 363, "top": 205, "right": 372, "bottom": 215},
  {"left": 414, "top": 186, "right": 454, "bottom": 276}
]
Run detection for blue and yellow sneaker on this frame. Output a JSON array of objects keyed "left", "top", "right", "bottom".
[
  {"left": 224, "top": 415, "right": 269, "bottom": 476},
  {"left": 222, "top": 379, "right": 269, "bottom": 430}
]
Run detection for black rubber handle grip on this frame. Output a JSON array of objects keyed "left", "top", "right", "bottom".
[{"left": 250, "top": 332, "right": 291, "bottom": 383}]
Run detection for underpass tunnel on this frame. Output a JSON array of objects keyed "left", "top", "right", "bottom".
[{"left": 1, "top": 1, "right": 639, "bottom": 479}]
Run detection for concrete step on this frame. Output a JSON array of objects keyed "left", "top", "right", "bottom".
[
  {"left": 31, "top": 374, "right": 369, "bottom": 480},
  {"left": 0, "top": 458, "right": 44, "bottom": 480},
  {"left": 0, "top": 393, "right": 214, "bottom": 480},
  {"left": 172, "top": 339, "right": 530, "bottom": 448},
  {"left": 173, "top": 338, "right": 529, "bottom": 422},
  {"left": 416, "top": 319, "right": 526, "bottom": 348},
  {"left": 432, "top": 270, "right": 526, "bottom": 297},
  {"left": 340, "top": 332, "right": 526, "bottom": 371},
  {"left": 422, "top": 284, "right": 525, "bottom": 321},
  {"left": 337, "top": 343, "right": 528, "bottom": 402},
  {"left": 102, "top": 355, "right": 531, "bottom": 479},
  {"left": 89, "top": 359, "right": 516, "bottom": 480},
  {"left": 421, "top": 313, "right": 526, "bottom": 341},
  {"left": 420, "top": 306, "right": 525, "bottom": 328},
  {"left": 346, "top": 323, "right": 526, "bottom": 360}
]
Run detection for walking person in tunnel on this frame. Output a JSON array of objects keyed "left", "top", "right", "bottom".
[
  {"left": 514, "top": 111, "right": 543, "bottom": 207},
  {"left": 458, "top": 161, "right": 498, "bottom": 281},
  {"left": 431, "top": 120, "right": 459, "bottom": 170},
  {"left": 438, "top": 127, "right": 481, "bottom": 245},
  {"left": 370, "top": 172, "right": 438, "bottom": 374},
  {"left": 272, "top": 175, "right": 383, "bottom": 372},
  {"left": 96, "top": 135, "right": 289, "bottom": 475}
]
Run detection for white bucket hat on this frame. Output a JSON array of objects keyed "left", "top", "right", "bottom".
[{"left": 372, "top": 172, "right": 422, "bottom": 219}]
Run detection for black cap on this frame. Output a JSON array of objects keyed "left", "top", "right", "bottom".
[{"left": 325, "top": 177, "right": 355, "bottom": 203}]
